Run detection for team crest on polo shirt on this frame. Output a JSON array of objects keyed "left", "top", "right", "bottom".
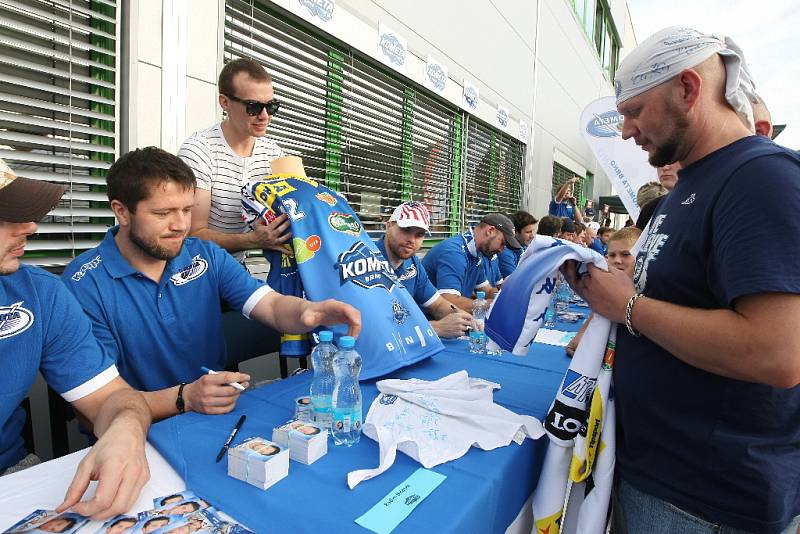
[
  {"left": 336, "top": 242, "right": 397, "bottom": 291},
  {"left": 391, "top": 299, "right": 409, "bottom": 325},
  {"left": 398, "top": 263, "right": 417, "bottom": 281},
  {"left": 0, "top": 301, "right": 34, "bottom": 339},
  {"left": 170, "top": 255, "right": 209, "bottom": 286}
]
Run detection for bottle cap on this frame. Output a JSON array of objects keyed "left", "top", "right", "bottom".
[
  {"left": 319, "top": 330, "right": 333, "bottom": 342},
  {"left": 339, "top": 336, "right": 355, "bottom": 348},
  {"left": 476, "top": 291, "right": 486, "bottom": 299}
]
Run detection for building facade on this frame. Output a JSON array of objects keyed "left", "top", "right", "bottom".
[{"left": 1, "top": 0, "right": 635, "bottom": 266}]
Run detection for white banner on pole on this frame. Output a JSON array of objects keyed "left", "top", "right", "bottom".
[{"left": 580, "top": 96, "right": 657, "bottom": 220}]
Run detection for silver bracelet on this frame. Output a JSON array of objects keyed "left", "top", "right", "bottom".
[{"left": 625, "top": 293, "right": 644, "bottom": 337}]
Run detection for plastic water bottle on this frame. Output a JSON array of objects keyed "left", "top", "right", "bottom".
[
  {"left": 555, "top": 277, "right": 570, "bottom": 314},
  {"left": 472, "top": 291, "right": 489, "bottom": 330},
  {"left": 469, "top": 330, "right": 487, "bottom": 353},
  {"left": 331, "top": 336, "right": 362, "bottom": 446},
  {"left": 544, "top": 298, "right": 557, "bottom": 328},
  {"left": 309, "top": 330, "right": 336, "bottom": 430}
]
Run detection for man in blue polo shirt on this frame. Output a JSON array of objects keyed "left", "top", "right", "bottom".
[
  {"left": 0, "top": 159, "right": 150, "bottom": 519},
  {"left": 497, "top": 210, "right": 537, "bottom": 279},
  {"left": 548, "top": 176, "right": 583, "bottom": 222},
  {"left": 62, "top": 147, "right": 360, "bottom": 420},
  {"left": 422, "top": 213, "right": 520, "bottom": 312},
  {"left": 375, "top": 202, "right": 472, "bottom": 338}
]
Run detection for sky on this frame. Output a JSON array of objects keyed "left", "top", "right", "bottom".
[{"left": 626, "top": 0, "right": 800, "bottom": 149}]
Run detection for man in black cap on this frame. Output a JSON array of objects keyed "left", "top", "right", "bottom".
[
  {"left": 0, "top": 158, "right": 151, "bottom": 519},
  {"left": 421, "top": 213, "right": 521, "bottom": 312}
]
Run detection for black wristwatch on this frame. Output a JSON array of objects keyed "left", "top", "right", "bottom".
[{"left": 176, "top": 382, "right": 187, "bottom": 414}]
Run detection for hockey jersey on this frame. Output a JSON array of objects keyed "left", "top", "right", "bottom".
[{"left": 242, "top": 174, "right": 443, "bottom": 380}]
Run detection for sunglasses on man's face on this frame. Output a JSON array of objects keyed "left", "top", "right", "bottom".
[{"left": 225, "top": 94, "right": 281, "bottom": 116}]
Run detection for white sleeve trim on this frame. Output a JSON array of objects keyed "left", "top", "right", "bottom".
[
  {"left": 242, "top": 284, "right": 274, "bottom": 319},
  {"left": 439, "top": 288, "right": 462, "bottom": 296},
  {"left": 61, "top": 365, "right": 119, "bottom": 403},
  {"left": 476, "top": 280, "right": 491, "bottom": 289},
  {"left": 421, "top": 291, "right": 441, "bottom": 308}
]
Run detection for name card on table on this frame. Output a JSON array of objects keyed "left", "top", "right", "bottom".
[{"left": 354, "top": 468, "right": 446, "bottom": 534}]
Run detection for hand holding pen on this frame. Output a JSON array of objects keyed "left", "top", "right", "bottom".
[{"left": 182, "top": 368, "right": 249, "bottom": 415}]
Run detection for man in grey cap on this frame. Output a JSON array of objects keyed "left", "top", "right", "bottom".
[
  {"left": 0, "top": 159, "right": 152, "bottom": 519},
  {"left": 564, "top": 27, "right": 800, "bottom": 533},
  {"left": 422, "top": 212, "right": 520, "bottom": 312}
]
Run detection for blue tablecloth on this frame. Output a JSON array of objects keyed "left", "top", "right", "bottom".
[{"left": 148, "top": 315, "right": 582, "bottom": 533}]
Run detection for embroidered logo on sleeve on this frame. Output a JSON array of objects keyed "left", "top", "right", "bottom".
[
  {"left": 170, "top": 255, "right": 209, "bottom": 286},
  {"left": 71, "top": 255, "right": 102, "bottom": 282},
  {"left": 0, "top": 301, "right": 34, "bottom": 339}
]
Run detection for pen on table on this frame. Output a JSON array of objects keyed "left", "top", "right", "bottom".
[
  {"left": 216, "top": 414, "right": 246, "bottom": 463},
  {"left": 200, "top": 366, "right": 246, "bottom": 391}
]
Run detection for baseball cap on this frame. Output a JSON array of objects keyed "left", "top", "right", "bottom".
[
  {"left": 0, "top": 158, "right": 67, "bottom": 223},
  {"left": 481, "top": 213, "right": 522, "bottom": 249},
  {"left": 389, "top": 201, "right": 430, "bottom": 232}
]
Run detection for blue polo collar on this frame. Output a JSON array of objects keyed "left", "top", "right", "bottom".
[{"left": 98, "top": 226, "right": 193, "bottom": 282}]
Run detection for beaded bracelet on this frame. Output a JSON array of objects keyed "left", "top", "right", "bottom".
[{"left": 625, "top": 293, "right": 644, "bottom": 337}]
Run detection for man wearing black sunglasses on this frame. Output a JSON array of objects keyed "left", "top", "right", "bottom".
[{"left": 179, "top": 58, "right": 291, "bottom": 264}]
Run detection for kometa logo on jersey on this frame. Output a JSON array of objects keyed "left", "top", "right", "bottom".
[
  {"left": 561, "top": 369, "right": 597, "bottom": 403},
  {"left": 170, "top": 255, "right": 209, "bottom": 286},
  {"left": 0, "top": 301, "right": 34, "bottom": 340},
  {"left": 335, "top": 242, "right": 397, "bottom": 291}
]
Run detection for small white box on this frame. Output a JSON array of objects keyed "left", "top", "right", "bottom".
[
  {"left": 227, "top": 437, "right": 289, "bottom": 490},
  {"left": 272, "top": 420, "right": 328, "bottom": 465}
]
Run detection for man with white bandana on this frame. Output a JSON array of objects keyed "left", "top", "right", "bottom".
[{"left": 564, "top": 27, "right": 800, "bottom": 533}]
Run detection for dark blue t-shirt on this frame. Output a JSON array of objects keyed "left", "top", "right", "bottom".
[{"left": 615, "top": 136, "right": 800, "bottom": 532}]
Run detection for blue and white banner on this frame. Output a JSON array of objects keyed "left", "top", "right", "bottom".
[
  {"left": 423, "top": 55, "right": 448, "bottom": 94},
  {"left": 377, "top": 23, "right": 407, "bottom": 73},
  {"left": 462, "top": 79, "right": 479, "bottom": 112},
  {"left": 580, "top": 96, "right": 656, "bottom": 220}
]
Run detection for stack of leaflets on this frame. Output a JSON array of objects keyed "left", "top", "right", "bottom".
[
  {"left": 271, "top": 419, "right": 328, "bottom": 465},
  {"left": 227, "top": 437, "right": 289, "bottom": 490}
]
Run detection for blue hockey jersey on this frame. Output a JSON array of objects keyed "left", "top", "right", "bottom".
[{"left": 242, "top": 174, "right": 443, "bottom": 379}]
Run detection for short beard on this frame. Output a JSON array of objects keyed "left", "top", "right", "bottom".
[
  {"left": 129, "top": 222, "right": 182, "bottom": 261},
  {"left": 649, "top": 104, "right": 690, "bottom": 167}
]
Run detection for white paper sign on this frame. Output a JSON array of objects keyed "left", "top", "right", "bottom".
[
  {"left": 423, "top": 55, "right": 448, "bottom": 94},
  {"left": 462, "top": 79, "right": 479, "bottom": 111},
  {"left": 496, "top": 104, "right": 509, "bottom": 130},
  {"left": 290, "top": 0, "right": 336, "bottom": 25},
  {"left": 519, "top": 120, "right": 529, "bottom": 144},
  {"left": 377, "top": 23, "right": 407, "bottom": 72},
  {"left": 580, "top": 96, "right": 657, "bottom": 220}
]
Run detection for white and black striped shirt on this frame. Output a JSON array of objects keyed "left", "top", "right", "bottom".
[{"left": 178, "top": 123, "right": 284, "bottom": 250}]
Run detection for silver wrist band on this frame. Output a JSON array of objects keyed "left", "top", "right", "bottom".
[{"left": 625, "top": 293, "right": 644, "bottom": 337}]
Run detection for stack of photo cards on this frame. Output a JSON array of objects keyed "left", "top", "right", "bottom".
[
  {"left": 2, "top": 510, "right": 88, "bottom": 533},
  {"left": 271, "top": 419, "right": 328, "bottom": 465},
  {"left": 95, "top": 490, "right": 252, "bottom": 533},
  {"left": 227, "top": 437, "right": 289, "bottom": 490}
]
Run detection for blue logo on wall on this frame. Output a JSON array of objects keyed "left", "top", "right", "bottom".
[
  {"left": 299, "top": 0, "right": 334, "bottom": 22},
  {"left": 336, "top": 242, "right": 398, "bottom": 291},
  {"left": 464, "top": 86, "right": 478, "bottom": 109},
  {"left": 379, "top": 33, "right": 406, "bottom": 67},
  {"left": 586, "top": 110, "right": 624, "bottom": 138},
  {"left": 497, "top": 107, "right": 509, "bottom": 128},
  {"left": 426, "top": 63, "right": 447, "bottom": 91}
]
